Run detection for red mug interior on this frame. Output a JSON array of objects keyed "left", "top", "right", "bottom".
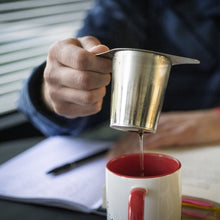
[{"left": 107, "top": 153, "right": 181, "bottom": 178}]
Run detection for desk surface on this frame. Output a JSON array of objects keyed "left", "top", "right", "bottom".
[
  {"left": 0, "top": 137, "right": 106, "bottom": 220},
  {"left": 1, "top": 135, "right": 206, "bottom": 220}
]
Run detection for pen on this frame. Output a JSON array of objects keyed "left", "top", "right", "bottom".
[{"left": 47, "top": 148, "right": 109, "bottom": 175}]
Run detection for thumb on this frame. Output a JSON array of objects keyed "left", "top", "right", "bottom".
[
  {"left": 78, "top": 36, "right": 109, "bottom": 54},
  {"left": 88, "top": 44, "right": 110, "bottom": 55}
]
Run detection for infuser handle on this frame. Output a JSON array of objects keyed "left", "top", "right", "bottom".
[{"left": 128, "top": 188, "right": 147, "bottom": 220}]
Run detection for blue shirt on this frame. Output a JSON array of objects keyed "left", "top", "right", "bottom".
[{"left": 18, "top": 0, "right": 220, "bottom": 136}]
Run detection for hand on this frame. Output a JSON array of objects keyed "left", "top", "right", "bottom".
[
  {"left": 42, "top": 36, "right": 112, "bottom": 118},
  {"left": 107, "top": 109, "right": 220, "bottom": 160}
]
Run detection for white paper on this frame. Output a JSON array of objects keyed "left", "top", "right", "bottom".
[{"left": 0, "top": 136, "right": 112, "bottom": 213}]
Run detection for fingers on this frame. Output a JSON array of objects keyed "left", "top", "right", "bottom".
[
  {"left": 48, "top": 86, "right": 105, "bottom": 118},
  {"left": 78, "top": 36, "right": 109, "bottom": 54},
  {"left": 44, "top": 77, "right": 107, "bottom": 118},
  {"left": 88, "top": 44, "right": 110, "bottom": 54},
  {"left": 50, "top": 86, "right": 106, "bottom": 106},
  {"left": 107, "top": 110, "right": 220, "bottom": 161},
  {"left": 143, "top": 118, "right": 195, "bottom": 149},
  {"left": 52, "top": 100, "right": 104, "bottom": 119},
  {"left": 48, "top": 37, "right": 112, "bottom": 73},
  {"left": 46, "top": 65, "right": 111, "bottom": 90},
  {"left": 142, "top": 133, "right": 179, "bottom": 149},
  {"left": 42, "top": 36, "right": 112, "bottom": 118}
]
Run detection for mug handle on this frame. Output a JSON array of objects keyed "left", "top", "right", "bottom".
[{"left": 128, "top": 188, "right": 147, "bottom": 220}]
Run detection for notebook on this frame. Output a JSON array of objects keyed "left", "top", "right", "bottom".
[{"left": 0, "top": 136, "right": 112, "bottom": 215}]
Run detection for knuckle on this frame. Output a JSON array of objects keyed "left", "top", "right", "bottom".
[
  {"left": 82, "top": 88, "right": 105, "bottom": 104},
  {"left": 48, "top": 40, "right": 60, "bottom": 59},
  {"left": 82, "top": 92, "right": 95, "bottom": 104},
  {"left": 81, "top": 36, "right": 99, "bottom": 43},
  {"left": 48, "top": 38, "right": 78, "bottom": 60},
  {"left": 78, "top": 73, "right": 92, "bottom": 90},
  {"left": 64, "top": 37, "right": 79, "bottom": 45},
  {"left": 75, "top": 50, "right": 89, "bottom": 70},
  {"left": 44, "top": 66, "right": 53, "bottom": 83},
  {"left": 53, "top": 102, "right": 68, "bottom": 117},
  {"left": 101, "top": 86, "right": 107, "bottom": 97},
  {"left": 91, "top": 102, "right": 102, "bottom": 114},
  {"left": 48, "top": 87, "right": 58, "bottom": 101},
  {"left": 105, "top": 74, "right": 111, "bottom": 85},
  {"left": 53, "top": 102, "right": 62, "bottom": 114}
]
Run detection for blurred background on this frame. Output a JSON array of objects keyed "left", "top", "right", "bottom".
[{"left": 0, "top": 0, "right": 93, "bottom": 141}]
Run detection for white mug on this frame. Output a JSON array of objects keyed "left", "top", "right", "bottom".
[{"left": 106, "top": 153, "right": 181, "bottom": 220}]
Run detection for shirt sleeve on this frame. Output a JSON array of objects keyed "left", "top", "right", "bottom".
[{"left": 76, "top": 0, "right": 148, "bottom": 48}]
